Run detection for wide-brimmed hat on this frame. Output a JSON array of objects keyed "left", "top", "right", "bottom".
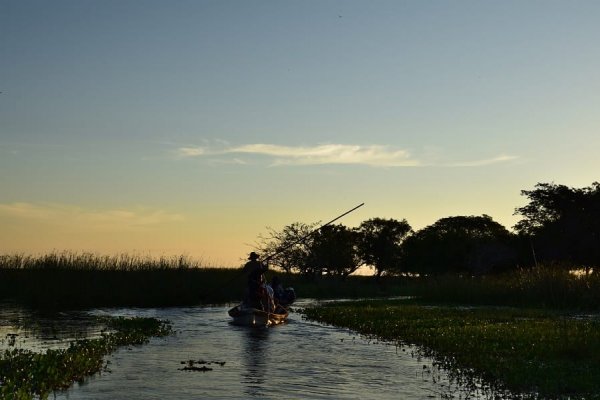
[{"left": 248, "top": 252, "right": 259, "bottom": 260}]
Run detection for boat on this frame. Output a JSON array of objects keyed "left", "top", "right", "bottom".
[{"left": 228, "top": 304, "right": 289, "bottom": 327}]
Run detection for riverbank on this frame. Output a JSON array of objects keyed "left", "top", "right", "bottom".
[
  {"left": 303, "top": 299, "right": 600, "bottom": 399},
  {"left": 0, "top": 316, "right": 172, "bottom": 400}
]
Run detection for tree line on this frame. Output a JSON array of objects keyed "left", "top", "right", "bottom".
[{"left": 256, "top": 182, "right": 600, "bottom": 277}]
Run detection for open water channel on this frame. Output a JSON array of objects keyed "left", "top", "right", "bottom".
[{"left": 1, "top": 300, "right": 486, "bottom": 399}]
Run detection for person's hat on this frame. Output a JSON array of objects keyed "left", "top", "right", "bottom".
[{"left": 248, "top": 252, "right": 259, "bottom": 260}]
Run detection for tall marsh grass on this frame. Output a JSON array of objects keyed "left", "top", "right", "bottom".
[
  {"left": 0, "top": 252, "right": 411, "bottom": 309},
  {"left": 0, "top": 252, "right": 244, "bottom": 308},
  {"left": 0, "top": 252, "right": 203, "bottom": 270},
  {"left": 3, "top": 252, "right": 598, "bottom": 310},
  {"left": 404, "top": 265, "right": 600, "bottom": 310}
]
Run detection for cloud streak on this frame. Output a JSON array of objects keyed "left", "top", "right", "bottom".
[
  {"left": 177, "top": 147, "right": 207, "bottom": 157},
  {"left": 0, "top": 203, "right": 183, "bottom": 230},
  {"left": 175, "top": 142, "right": 518, "bottom": 168},
  {"left": 233, "top": 144, "right": 419, "bottom": 167},
  {"left": 177, "top": 143, "right": 419, "bottom": 167},
  {"left": 446, "top": 154, "right": 519, "bottom": 167}
]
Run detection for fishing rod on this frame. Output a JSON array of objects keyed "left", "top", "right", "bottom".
[{"left": 263, "top": 202, "right": 365, "bottom": 261}]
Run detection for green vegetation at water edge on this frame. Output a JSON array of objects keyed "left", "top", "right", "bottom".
[
  {"left": 303, "top": 299, "right": 600, "bottom": 399},
  {"left": 0, "top": 316, "right": 172, "bottom": 400}
]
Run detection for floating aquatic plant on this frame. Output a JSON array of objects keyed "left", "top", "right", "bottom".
[
  {"left": 178, "top": 359, "right": 226, "bottom": 372},
  {"left": 304, "top": 299, "right": 600, "bottom": 399},
  {"left": 0, "top": 316, "right": 172, "bottom": 400}
]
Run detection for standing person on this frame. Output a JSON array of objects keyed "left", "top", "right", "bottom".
[{"left": 242, "top": 252, "right": 268, "bottom": 308}]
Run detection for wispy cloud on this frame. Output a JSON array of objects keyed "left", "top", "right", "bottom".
[
  {"left": 0, "top": 203, "right": 183, "bottom": 230},
  {"left": 0, "top": 202, "right": 56, "bottom": 220},
  {"left": 178, "top": 147, "right": 207, "bottom": 157},
  {"left": 176, "top": 143, "right": 419, "bottom": 167},
  {"left": 175, "top": 142, "right": 518, "bottom": 168},
  {"left": 233, "top": 144, "right": 419, "bottom": 167},
  {"left": 446, "top": 154, "right": 519, "bottom": 167}
]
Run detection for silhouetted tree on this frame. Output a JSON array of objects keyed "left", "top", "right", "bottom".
[
  {"left": 402, "top": 215, "right": 516, "bottom": 275},
  {"left": 355, "top": 218, "right": 412, "bottom": 278},
  {"left": 305, "top": 224, "right": 360, "bottom": 278},
  {"left": 255, "top": 222, "right": 318, "bottom": 273},
  {"left": 514, "top": 182, "right": 600, "bottom": 271},
  {"left": 256, "top": 222, "right": 359, "bottom": 277}
]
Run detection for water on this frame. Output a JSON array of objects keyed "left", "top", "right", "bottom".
[
  {"left": 0, "top": 304, "right": 106, "bottom": 352},
  {"left": 2, "top": 301, "right": 474, "bottom": 399}
]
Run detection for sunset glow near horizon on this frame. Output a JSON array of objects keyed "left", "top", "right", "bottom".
[{"left": 1, "top": 1, "right": 599, "bottom": 267}]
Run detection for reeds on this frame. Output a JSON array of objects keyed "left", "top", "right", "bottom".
[
  {"left": 403, "top": 265, "right": 600, "bottom": 310},
  {"left": 0, "top": 251, "right": 243, "bottom": 308},
  {"left": 0, "top": 252, "right": 202, "bottom": 271},
  {"left": 3, "top": 251, "right": 598, "bottom": 310},
  {"left": 0, "top": 252, "right": 411, "bottom": 308}
]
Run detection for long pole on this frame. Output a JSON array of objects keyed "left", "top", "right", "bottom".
[
  {"left": 264, "top": 202, "right": 365, "bottom": 261},
  {"left": 223, "top": 203, "right": 365, "bottom": 288},
  {"left": 220, "top": 203, "right": 365, "bottom": 300}
]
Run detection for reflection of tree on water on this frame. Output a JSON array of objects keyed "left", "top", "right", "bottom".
[{"left": 241, "top": 327, "right": 270, "bottom": 398}]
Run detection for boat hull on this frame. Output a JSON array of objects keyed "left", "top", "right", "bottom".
[{"left": 228, "top": 305, "right": 288, "bottom": 327}]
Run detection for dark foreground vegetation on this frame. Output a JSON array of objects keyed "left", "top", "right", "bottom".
[
  {"left": 403, "top": 265, "right": 600, "bottom": 311},
  {"left": 304, "top": 299, "right": 600, "bottom": 399},
  {"left": 2, "top": 252, "right": 600, "bottom": 311},
  {"left": 0, "top": 316, "right": 172, "bottom": 400},
  {"left": 0, "top": 253, "right": 242, "bottom": 308},
  {"left": 0, "top": 252, "right": 413, "bottom": 308},
  {"left": 0, "top": 252, "right": 406, "bottom": 308}
]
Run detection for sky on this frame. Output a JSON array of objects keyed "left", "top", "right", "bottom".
[{"left": 1, "top": 1, "right": 599, "bottom": 267}]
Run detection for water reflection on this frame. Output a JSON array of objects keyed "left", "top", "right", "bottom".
[
  {"left": 241, "top": 327, "right": 270, "bottom": 397},
  {"left": 0, "top": 303, "right": 104, "bottom": 351}
]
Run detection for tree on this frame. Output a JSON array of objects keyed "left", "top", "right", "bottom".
[
  {"left": 255, "top": 222, "right": 360, "bottom": 277},
  {"left": 355, "top": 218, "right": 412, "bottom": 278},
  {"left": 514, "top": 182, "right": 600, "bottom": 270},
  {"left": 402, "top": 215, "right": 516, "bottom": 275},
  {"left": 305, "top": 224, "right": 360, "bottom": 278},
  {"left": 255, "top": 222, "right": 318, "bottom": 273}
]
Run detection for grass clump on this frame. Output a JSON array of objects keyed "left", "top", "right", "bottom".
[
  {"left": 0, "top": 316, "right": 172, "bottom": 400},
  {"left": 303, "top": 299, "right": 600, "bottom": 399}
]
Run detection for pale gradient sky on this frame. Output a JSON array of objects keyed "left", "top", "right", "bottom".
[{"left": 1, "top": 1, "right": 599, "bottom": 267}]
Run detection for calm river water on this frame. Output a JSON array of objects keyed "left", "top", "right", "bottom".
[{"left": 2, "top": 300, "right": 482, "bottom": 399}]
